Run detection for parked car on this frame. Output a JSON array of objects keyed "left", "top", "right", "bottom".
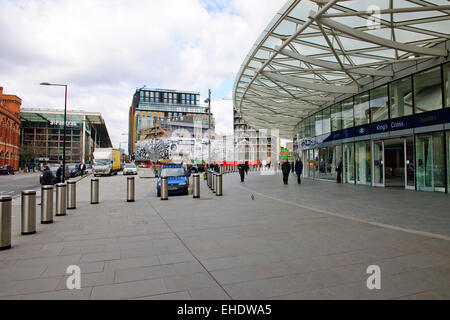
[
  {"left": 0, "top": 165, "right": 15, "bottom": 175},
  {"left": 156, "top": 164, "right": 190, "bottom": 196},
  {"left": 123, "top": 163, "right": 137, "bottom": 175}
]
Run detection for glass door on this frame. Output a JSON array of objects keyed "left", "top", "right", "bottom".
[
  {"left": 405, "top": 137, "right": 415, "bottom": 190},
  {"left": 343, "top": 142, "right": 355, "bottom": 184},
  {"left": 416, "top": 135, "right": 434, "bottom": 191},
  {"left": 372, "top": 140, "right": 384, "bottom": 187}
]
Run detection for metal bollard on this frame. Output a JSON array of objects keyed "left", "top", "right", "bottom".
[
  {"left": 161, "top": 176, "right": 168, "bottom": 200},
  {"left": 212, "top": 172, "right": 217, "bottom": 193},
  {"left": 21, "top": 190, "right": 36, "bottom": 235},
  {"left": 0, "top": 196, "right": 12, "bottom": 250},
  {"left": 193, "top": 174, "right": 200, "bottom": 198},
  {"left": 91, "top": 178, "right": 99, "bottom": 204},
  {"left": 56, "top": 183, "right": 67, "bottom": 216},
  {"left": 207, "top": 171, "right": 211, "bottom": 189},
  {"left": 67, "top": 181, "right": 76, "bottom": 209},
  {"left": 216, "top": 173, "right": 223, "bottom": 196},
  {"left": 41, "top": 185, "right": 54, "bottom": 224},
  {"left": 127, "top": 176, "right": 135, "bottom": 202}
]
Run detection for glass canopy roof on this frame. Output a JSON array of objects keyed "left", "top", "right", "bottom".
[{"left": 233, "top": 0, "right": 450, "bottom": 138}]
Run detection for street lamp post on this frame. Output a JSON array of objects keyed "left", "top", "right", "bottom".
[
  {"left": 204, "top": 89, "right": 211, "bottom": 164},
  {"left": 40, "top": 82, "right": 68, "bottom": 183}
]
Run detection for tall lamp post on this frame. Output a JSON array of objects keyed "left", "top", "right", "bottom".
[
  {"left": 204, "top": 89, "right": 211, "bottom": 164},
  {"left": 40, "top": 82, "right": 68, "bottom": 183}
]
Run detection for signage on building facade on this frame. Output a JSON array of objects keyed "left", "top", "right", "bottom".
[{"left": 49, "top": 120, "right": 78, "bottom": 127}]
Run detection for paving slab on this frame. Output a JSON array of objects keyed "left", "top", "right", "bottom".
[{"left": 0, "top": 172, "right": 449, "bottom": 300}]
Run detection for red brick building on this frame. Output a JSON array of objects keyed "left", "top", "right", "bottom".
[{"left": 0, "top": 86, "right": 21, "bottom": 170}]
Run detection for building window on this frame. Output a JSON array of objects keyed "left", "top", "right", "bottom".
[
  {"left": 342, "top": 97, "right": 354, "bottom": 129},
  {"left": 354, "top": 92, "right": 370, "bottom": 126},
  {"left": 370, "top": 85, "right": 388, "bottom": 123},
  {"left": 331, "top": 103, "right": 342, "bottom": 132},
  {"left": 390, "top": 76, "right": 413, "bottom": 118},
  {"left": 413, "top": 66, "right": 442, "bottom": 114},
  {"left": 315, "top": 112, "right": 323, "bottom": 136},
  {"left": 323, "top": 107, "right": 331, "bottom": 134}
]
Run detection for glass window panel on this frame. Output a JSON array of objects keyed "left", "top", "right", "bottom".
[
  {"left": 354, "top": 92, "right": 370, "bottom": 126},
  {"left": 444, "top": 63, "right": 450, "bottom": 108},
  {"left": 342, "top": 98, "right": 354, "bottom": 129},
  {"left": 390, "top": 77, "right": 413, "bottom": 118},
  {"left": 413, "top": 66, "right": 442, "bottom": 114},
  {"left": 323, "top": 108, "right": 331, "bottom": 134},
  {"left": 370, "top": 85, "right": 388, "bottom": 122},
  {"left": 331, "top": 103, "right": 342, "bottom": 132},
  {"left": 355, "top": 140, "right": 371, "bottom": 185},
  {"left": 315, "top": 112, "right": 323, "bottom": 136},
  {"left": 343, "top": 142, "right": 355, "bottom": 184},
  {"left": 416, "top": 132, "right": 445, "bottom": 192}
]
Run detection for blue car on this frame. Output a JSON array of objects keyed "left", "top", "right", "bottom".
[{"left": 156, "top": 164, "right": 190, "bottom": 196}]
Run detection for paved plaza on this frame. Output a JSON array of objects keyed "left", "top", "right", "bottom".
[{"left": 0, "top": 171, "right": 449, "bottom": 300}]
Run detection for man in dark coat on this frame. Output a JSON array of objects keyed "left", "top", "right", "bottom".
[
  {"left": 336, "top": 156, "right": 343, "bottom": 183},
  {"left": 294, "top": 157, "right": 303, "bottom": 184},
  {"left": 41, "top": 165, "right": 54, "bottom": 186},
  {"left": 56, "top": 165, "right": 62, "bottom": 183},
  {"left": 238, "top": 163, "right": 246, "bottom": 182},
  {"left": 281, "top": 159, "right": 291, "bottom": 185},
  {"left": 244, "top": 161, "right": 249, "bottom": 175}
]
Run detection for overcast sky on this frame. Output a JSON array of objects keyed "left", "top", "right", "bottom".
[{"left": 0, "top": 0, "right": 287, "bottom": 150}]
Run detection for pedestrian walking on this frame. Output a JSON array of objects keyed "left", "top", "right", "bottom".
[
  {"left": 238, "top": 163, "right": 246, "bottom": 182},
  {"left": 336, "top": 157, "right": 343, "bottom": 183},
  {"left": 295, "top": 157, "right": 303, "bottom": 184},
  {"left": 244, "top": 161, "right": 249, "bottom": 175},
  {"left": 281, "top": 159, "right": 290, "bottom": 185}
]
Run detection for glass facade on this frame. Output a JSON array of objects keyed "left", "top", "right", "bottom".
[
  {"left": 370, "top": 85, "right": 388, "bottom": 123},
  {"left": 20, "top": 110, "right": 110, "bottom": 166},
  {"left": 342, "top": 98, "right": 354, "bottom": 129},
  {"left": 294, "top": 63, "right": 450, "bottom": 193},
  {"left": 413, "top": 66, "right": 442, "bottom": 114},
  {"left": 331, "top": 103, "right": 342, "bottom": 132},
  {"left": 355, "top": 140, "right": 371, "bottom": 185},
  {"left": 354, "top": 92, "right": 370, "bottom": 127},
  {"left": 415, "top": 132, "right": 445, "bottom": 192},
  {"left": 390, "top": 77, "right": 413, "bottom": 118}
]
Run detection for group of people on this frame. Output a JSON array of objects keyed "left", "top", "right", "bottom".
[
  {"left": 237, "top": 156, "right": 344, "bottom": 185},
  {"left": 281, "top": 158, "right": 304, "bottom": 185}
]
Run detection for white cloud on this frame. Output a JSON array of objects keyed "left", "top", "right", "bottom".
[{"left": 0, "top": 0, "right": 286, "bottom": 151}]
